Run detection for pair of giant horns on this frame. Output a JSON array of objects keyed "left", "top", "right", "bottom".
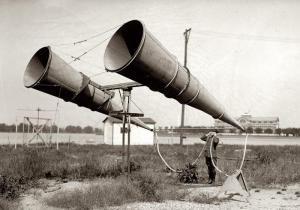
[
  {"left": 23, "top": 46, "right": 151, "bottom": 130},
  {"left": 24, "top": 20, "right": 245, "bottom": 131}
]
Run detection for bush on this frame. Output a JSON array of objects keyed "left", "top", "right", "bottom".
[
  {"left": 264, "top": 128, "right": 273, "bottom": 134},
  {"left": 0, "top": 198, "right": 12, "bottom": 210},
  {"left": 177, "top": 163, "right": 198, "bottom": 183},
  {"left": 256, "top": 148, "right": 277, "bottom": 165},
  {"left": 254, "top": 127, "right": 263, "bottom": 133},
  {"left": 0, "top": 176, "right": 21, "bottom": 200}
]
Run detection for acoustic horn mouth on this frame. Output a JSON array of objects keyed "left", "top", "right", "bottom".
[
  {"left": 24, "top": 46, "right": 51, "bottom": 88},
  {"left": 104, "top": 20, "right": 145, "bottom": 72}
]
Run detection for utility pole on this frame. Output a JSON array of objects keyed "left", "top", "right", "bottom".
[
  {"left": 180, "top": 28, "right": 191, "bottom": 145},
  {"left": 37, "top": 107, "right": 40, "bottom": 142}
]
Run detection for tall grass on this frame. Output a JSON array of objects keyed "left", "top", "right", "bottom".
[
  {"left": 0, "top": 143, "right": 299, "bottom": 203},
  {"left": 46, "top": 170, "right": 186, "bottom": 209},
  {"left": 0, "top": 144, "right": 133, "bottom": 199},
  {"left": 243, "top": 145, "right": 300, "bottom": 186},
  {"left": 45, "top": 178, "right": 141, "bottom": 209}
]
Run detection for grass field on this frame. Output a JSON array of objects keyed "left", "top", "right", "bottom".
[{"left": 0, "top": 143, "right": 299, "bottom": 208}]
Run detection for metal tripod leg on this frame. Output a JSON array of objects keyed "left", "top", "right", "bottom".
[{"left": 237, "top": 171, "right": 250, "bottom": 196}]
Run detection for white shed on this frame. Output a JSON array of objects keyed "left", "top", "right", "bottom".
[{"left": 103, "top": 117, "right": 156, "bottom": 145}]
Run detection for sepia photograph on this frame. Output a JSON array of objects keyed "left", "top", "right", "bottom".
[{"left": 0, "top": 0, "right": 299, "bottom": 209}]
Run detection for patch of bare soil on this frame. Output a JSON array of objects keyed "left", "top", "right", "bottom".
[
  {"left": 110, "top": 183, "right": 300, "bottom": 210},
  {"left": 18, "top": 179, "right": 300, "bottom": 210},
  {"left": 18, "top": 179, "right": 89, "bottom": 210}
]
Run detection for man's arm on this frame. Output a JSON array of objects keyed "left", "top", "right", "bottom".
[
  {"left": 200, "top": 135, "right": 208, "bottom": 141},
  {"left": 213, "top": 136, "right": 219, "bottom": 145},
  {"left": 201, "top": 132, "right": 216, "bottom": 141}
]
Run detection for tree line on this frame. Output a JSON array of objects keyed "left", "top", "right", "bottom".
[
  {"left": 243, "top": 127, "right": 300, "bottom": 136},
  {"left": 158, "top": 126, "right": 300, "bottom": 137},
  {"left": 0, "top": 123, "right": 103, "bottom": 134}
]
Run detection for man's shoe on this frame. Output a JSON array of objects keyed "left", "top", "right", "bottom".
[{"left": 208, "top": 180, "right": 214, "bottom": 184}]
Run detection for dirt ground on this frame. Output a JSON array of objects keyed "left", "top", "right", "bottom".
[{"left": 18, "top": 179, "right": 300, "bottom": 210}]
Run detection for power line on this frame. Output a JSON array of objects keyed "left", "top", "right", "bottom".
[
  {"left": 70, "top": 36, "right": 111, "bottom": 62},
  {"left": 52, "top": 45, "right": 111, "bottom": 82},
  {"left": 54, "top": 47, "right": 106, "bottom": 72},
  {"left": 52, "top": 24, "right": 120, "bottom": 47}
]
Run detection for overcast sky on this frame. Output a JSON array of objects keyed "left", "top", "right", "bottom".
[{"left": 1, "top": 0, "right": 300, "bottom": 128}]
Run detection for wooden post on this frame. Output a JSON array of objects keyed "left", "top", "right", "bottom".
[
  {"left": 22, "top": 117, "right": 25, "bottom": 146},
  {"left": 126, "top": 90, "right": 131, "bottom": 177},
  {"left": 122, "top": 92, "right": 127, "bottom": 174},
  {"left": 68, "top": 135, "right": 71, "bottom": 151},
  {"left": 15, "top": 117, "right": 18, "bottom": 149},
  {"left": 56, "top": 113, "right": 60, "bottom": 150}
]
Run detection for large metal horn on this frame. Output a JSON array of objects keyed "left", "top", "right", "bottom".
[
  {"left": 104, "top": 20, "right": 244, "bottom": 131},
  {"left": 23, "top": 46, "right": 151, "bottom": 131}
]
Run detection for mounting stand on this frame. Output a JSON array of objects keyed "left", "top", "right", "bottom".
[
  {"left": 101, "top": 82, "right": 144, "bottom": 178},
  {"left": 217, "top": 170, "right": 250, "bottom": 198}
]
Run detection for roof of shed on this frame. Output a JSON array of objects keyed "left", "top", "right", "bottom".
[{"left": 103, "top": 117, "right": 156, "bottom": 124}]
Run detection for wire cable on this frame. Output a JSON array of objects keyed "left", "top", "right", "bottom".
[
  {"left": 70, "top": 36, "right": 111, "bottom": 62},
  {"left": 191, "top": 143, "right": 206, "bottom": 165},
  {"left": 209, "top": 133, "right": 249, "bottom": 177},
  {"left": 52, "top": 48, "right": 107, "bottom": 72},
  {"left": 130, "top": 98, "right": 144, "bottom": 114},
  {"left": 155, "top": 131, "right": 208, "bottom": 173},
  {"left": 52, "top": 24, "right": 120, "bottom": 47},
  {"left": 155, "top": 131, "right": 182, "bottom": 173}
]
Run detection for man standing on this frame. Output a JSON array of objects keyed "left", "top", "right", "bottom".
[{"left": 201, "top": 131, "right": 219, "bottom": 184}]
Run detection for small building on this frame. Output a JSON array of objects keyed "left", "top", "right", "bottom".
[
  {"left": 103, "top": 117, "right": 156, "bottom": 145},
  {"left": 214, "top": 113, "right": 279, "bottom": 133}
]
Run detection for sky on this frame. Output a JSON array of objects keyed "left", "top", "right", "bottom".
[{"left": 0, "top": 0, "right": 300, "bottom": 128}]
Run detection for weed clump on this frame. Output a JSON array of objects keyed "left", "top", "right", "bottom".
[
  {"left": 0, "top": 148, "right": 47, "bottom": 199},
  {"left": 256, "top": 148, "right": 277, "bottom": 165},
  {"left": 0, "top": 176, "right": 22, "bottom": 200},
  {"left": 178, "top": 163, "right": 198, "bottom": 183}
]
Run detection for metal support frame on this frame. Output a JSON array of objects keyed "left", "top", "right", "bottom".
[
  {"left": 108, "top": 84, "right": 144, "bottom": 178},
  {"left": 237, "top": 170, "right": 250, "bottom": 194},
  {"left": 24, "top": 116, "right": 51, "bottom": 146},
  {"left": 18, "top": 107, "right": 56, "bottom": 147}
]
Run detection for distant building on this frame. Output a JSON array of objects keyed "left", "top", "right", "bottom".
[
  {"left": 103, "top": 117, "right": 156, "bottom": 145},
  {"left": 214, "top": 113, "right": 279, "bottom": 133}
]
